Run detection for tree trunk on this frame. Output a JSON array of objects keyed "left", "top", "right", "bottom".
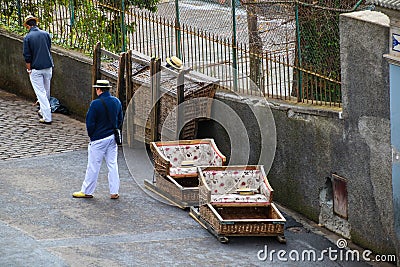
[{"left": 245, "top": 1, "right": 263, "bottom": 91}]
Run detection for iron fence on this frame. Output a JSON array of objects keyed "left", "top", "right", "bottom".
[{"left": 0, "top": 0, "right": 367, "bottom": 107}]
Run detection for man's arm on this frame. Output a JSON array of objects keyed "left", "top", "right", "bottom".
[
  {"left": 46, "top": 32, "right": 51, "bottom": 49},
  {"left": 22, "top": 38, "right": 32, "bottom": 66},
  {"left": 117, "top": 101, "right": 123, "bottom": 129},
  {"left": 86, "top": 101, "right": 98, "bottom": 138}
]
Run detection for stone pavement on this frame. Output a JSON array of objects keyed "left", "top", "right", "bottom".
[
  {"left": 0, "top": 89, "right": 390, "bottom": 266},
  {"left": 0, "top": 89, "right": 88, "bottom": 160}
]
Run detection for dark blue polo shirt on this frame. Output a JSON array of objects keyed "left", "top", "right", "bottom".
[
  {"left": 23, "top": 26, "right": 54, "bottom": 70},
  {"left": 86, "top": 91, "right": 123, "bottom": 142}
]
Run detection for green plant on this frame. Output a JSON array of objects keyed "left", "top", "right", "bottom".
[{"left": 0, "top": 0, "right": 159, "bottom": 55}]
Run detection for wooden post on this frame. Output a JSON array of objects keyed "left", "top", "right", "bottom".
[
  {"left": 176, "top": 71, "right": 185, "bottom": 140},
  {"left": 91, "top": 42, "right": 102, "bottom": 100},
  {"left": 116, "top": 52, "right": 126, "bottom": 108},
  {"left": 150, "top": 57, "right": 161, "bottom": 142},
  {"left": 125, "top": 50, "right": 133, "bottom": 108},
  {"left": 124, "top": 50, "right": 134, "bottom": 148}
]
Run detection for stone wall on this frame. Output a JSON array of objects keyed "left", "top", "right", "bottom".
[{"left": 339, "top": 11, "right": 396, "bottom": 254}]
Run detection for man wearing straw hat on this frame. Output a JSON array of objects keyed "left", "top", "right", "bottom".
[
  {"left": 73, "top": 80, "right": 123, "bottom": 199},
  {"left": 23, "top": 15, "right": 54, "bottom": 124}
]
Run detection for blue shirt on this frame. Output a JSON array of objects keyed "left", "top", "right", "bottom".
[
  {"left": 86, "top": 91, "right": 123, "bottom": 142},
  {"left": 23, "top": 27, "right": 54, "bottom": 70}
]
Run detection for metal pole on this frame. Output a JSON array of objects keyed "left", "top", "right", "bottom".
[
  {"left": 231, "top": 0, "right": 238, "bottom": 92},
  {"left": 295, "top": 1, "right": 302, "bottom": 101},
  {"left": 69, "top": 0, "right": 75, "bottom": 27},
  {"left": 121, "top": 0, "right": 126, "bottom": 52},
  {"left": 17, "top": 0, "right": 22, "bottom": 26},
  {"left": 69, "top": 0, "right": 75, "bottom": 48},
  {"left": 175, "top": 0, "right": 182, "bottom": 58}
]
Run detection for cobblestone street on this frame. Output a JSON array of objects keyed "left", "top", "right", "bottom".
[{"left": 0, "top": 89, "right": 88, "bottom": 160}]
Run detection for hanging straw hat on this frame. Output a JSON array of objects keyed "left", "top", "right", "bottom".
[
  {"left": 166, "top": 56, "right": 183, "bottom": 70},
  {"left": 23, "top": 15, "right": 39, "bottom": 27}
]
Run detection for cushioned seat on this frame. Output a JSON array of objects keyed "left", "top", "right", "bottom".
[
  {"left": 151, "top": 138, "right": 226, "bottom": 178},
  {"left": 211, "top": 193, "right": 269, "bottom": 204},
  {"left": 198, "top": 165, "right": 273, "bottom": 206},
  {"left": 169, "top": 166, "right": 198, "bottom": 177},
  {"left": 147, "top": 139, "right": 226, "bottom": 208}
]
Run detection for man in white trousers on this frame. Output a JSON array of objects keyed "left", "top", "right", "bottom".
[
  {"left": 73, "top": 80, "right": 123, "bottom": 199},
  {"left": 23, "top": 15, "right": 54, "bottom": 124}
]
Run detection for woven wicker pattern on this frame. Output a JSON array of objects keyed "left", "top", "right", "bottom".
[
  {"left": 155, "top": 173, "right": 199, "bottom": 203},
  {"left": 199, "top": 204, "right": 285, "bottom": 236},
  {"left": 199, "top": 178, "right": 211, "bottom": 206},
  {"left": 132, "top": 68, "right": 217, "bottom": 143},
  {"left": 182, "top": 83, "right": 216, "bottom": 124}
]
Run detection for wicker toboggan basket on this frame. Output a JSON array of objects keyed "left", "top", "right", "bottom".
[
  {"left": 193, "top": 165, "right": 286, "bottom": 241},
  {"left": 154, "top": 173, "right": 199, "bottom": 204},
  {"left": 147, "top": 139, "right": 226, "bottom": 208},
  {"left": 98, "top": 49, "right": 219, "bottom": 144},
  {"left": 199, "top": 203, "right": 285, "bottom": 236},
  {"left": 131, "top": 61, "right": 218, "bottom": 143}
]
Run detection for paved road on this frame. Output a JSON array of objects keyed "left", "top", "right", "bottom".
[{"left": 0, "top": 89, "right": 386, "bottom": 266}]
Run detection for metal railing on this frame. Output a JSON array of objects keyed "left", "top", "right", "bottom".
[
  {"left": 0, "top": 0, "right": 345, "bottom": 107},
  {"left": 119, "top": 4, "right": 342, "bottom": 106}
]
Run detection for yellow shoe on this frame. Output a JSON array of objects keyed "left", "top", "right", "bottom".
[
  {"left": 39, "top": 118, "right": 52, "bottom": 125},
  {"left": 72, "top": 191, "right": 93, "bottom": 198}
]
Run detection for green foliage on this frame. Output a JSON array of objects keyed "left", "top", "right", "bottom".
[
  {"left": 99, "top": 0, "right": 159, "bottom": 12},
  {"left": 299, "top": 11, "right": 341, "bottom": 81},
  {"left": 94, "top": 0, "right": 159, "bottom": 51},
  {"left": 0, "top": 0, "right": 17, "bottom": 17},
  {"left": 0, "top": 0, "right": 159, "bottom": 54},
  {"left": 71, "top": 1, "right": 118, "bottom": 51},
  {"left": 0, "top": 21, "right": 26, "bottom": 35},
  {"left": 296, "top": 2, "right": 347, "bottom": 103}
]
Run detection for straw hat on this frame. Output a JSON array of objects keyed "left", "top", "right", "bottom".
[
  {"left": 23, "top": 15, "right": 39, "bottom": 27},
  {"left": 92, "top": 80, "right": 112, "bottom": 88},
  {"left": 166, "top": 56, "right": 183, "bottom": 70}
]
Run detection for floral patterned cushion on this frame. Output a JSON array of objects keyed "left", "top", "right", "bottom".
[
  {"left": 158, "top": 143, "right": 224, "bottom": 177},
  {"left": 169, "top": 166, "right": 198, "bottom": 177},
  {"left": 211, "top": 193, "right": 269, "bottom": 203},
  {"left": 202, "top": 169, "right": 272, "bottom": 204}
]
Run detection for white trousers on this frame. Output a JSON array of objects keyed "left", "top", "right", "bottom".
[
  {"left": 81, "top": 134, "right": 120, "bottom": 195},
  {"left": 30, "top": 68, "right": 52, "bottom": 122}
]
